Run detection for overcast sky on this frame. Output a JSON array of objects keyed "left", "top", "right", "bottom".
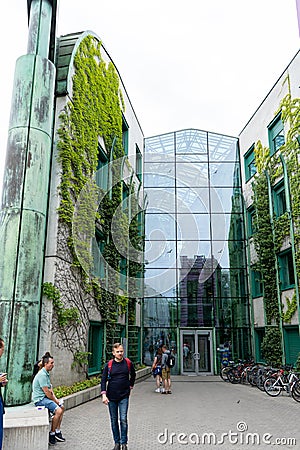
[{"left": 0, "top": 0, "right": 299, "bottom": 197}]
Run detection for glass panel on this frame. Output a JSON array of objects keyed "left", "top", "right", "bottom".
[
  {"left": 175, "top": 129, "right": 208, "bottom": 154},
  {"left": 145, "top": 213, "right": 176, "bottom": 240},
  {"left": 177, "top": 214, "right": 210, "bottom": 240},
  {"left": 145, "top": 240, "right": 176, "bottom": 268},
  {"left": 143, "top": 328, "right": 177, "bottom": 365},
  {"left": 145, "top": 133, "right": 175, "bottom": 161},
  {"left": 177, "top": 241, "right": 211, "bottom": 263},
  {"left": 177, "top": 187, "right": 209, "bottom": 213},
  {"left": 144, "top": 162, "right": 175, "bottom": 187},
  {"left": 198, "top": 334, "right": 210, "bottom": 371},
  {"left": 209, "top": 162, "right": 240, "bottom": 187},
  {"left": 208, "top": 133, "right": 238, "bottom": 161},
  {"left": 211, "top": 213, "right": 244, "bottom": 240},
  {"left": 176, "top": 162, "right": 209, "bottom": 187},
  {"left": 143, "top": 298, "right": 177, "bottom": 328},
  {"left": 144, "top": 268, "right": 177, "bottom": 297},
  {"left": 211, "top": 240, "right": 246, "bottom": 269},
  {"left": 182, "top": 334, "right": 195, "bottom": 372},
  {"left": 145, "top": 187, "right": 176, "bottom": 213},
  {"left": 210, "top": 187, "right": 242, "bottom": 213}
]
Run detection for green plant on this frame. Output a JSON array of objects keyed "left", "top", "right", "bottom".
[
  {"left": 53, "top": 376, "right": 101, "bottom": 398},
  {"left": 42, "top": 282, "right": 81, "bottom": 327},
  {"left": 71, "top": 350, "right": 92, "bottom": 369},
  {"left": 281, "top": 293, "right": 297, "bottom": 323},
  {"left": 261, "top": 327, "right": 283, "bottom": 367}
]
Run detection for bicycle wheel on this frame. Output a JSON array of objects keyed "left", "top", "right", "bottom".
[
  {"left": 264, "top": 377, "right": 281, "bottom": 397},
  {"left": 220, "top": 367, "right": 229, "bottom": 382},
  {"left": 291, "top": 380, "right": 300, "bottom": 402},
  {"left": 227, "top": 368, "right": 241, "bottom": 384}
]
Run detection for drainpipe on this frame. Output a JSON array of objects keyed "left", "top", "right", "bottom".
[
  {"left": 264, "top": 170, "right": 285, "bottom": 364},
  {"left": 278, "top": 152, "right": 300, "bottom": 335}
]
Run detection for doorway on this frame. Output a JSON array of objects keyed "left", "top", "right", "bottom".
[{"left": 180, "top": 330, "right": 213, "bottom": 375}]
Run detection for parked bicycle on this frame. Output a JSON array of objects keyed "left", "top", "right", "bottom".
[{"left": 263, "top": 366, "right": 299, "bottom": 397}]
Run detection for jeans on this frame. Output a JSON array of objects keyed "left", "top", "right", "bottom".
[
  {"left": 0, "top": 397, "right": 3, "bottom": 450},
  {"left": 108, "top": 397, "right": 129, "bottom": 445}
]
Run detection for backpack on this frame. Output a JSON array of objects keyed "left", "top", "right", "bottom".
[
  {"left": 166, "top": 352, "right": 176, "bottom": 368},
  {"left": 107, "top": 357, "right": 132, "bottom": 379}
]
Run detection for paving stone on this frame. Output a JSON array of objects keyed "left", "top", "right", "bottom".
[{"left": 61, "top": 375, "right": 300, "bottom": 449}]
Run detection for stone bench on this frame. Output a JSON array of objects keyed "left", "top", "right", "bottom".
[{"left": 3, "top": 403, "right": 49, "bottom": 450}]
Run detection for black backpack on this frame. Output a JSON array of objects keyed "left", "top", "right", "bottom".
[{"left": 166, "top": 352, "right": 176, "bottom": 368}]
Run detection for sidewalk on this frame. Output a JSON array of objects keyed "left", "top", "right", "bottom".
[{"left": 60, "top": 375, "right": 299, "bottom": 449}]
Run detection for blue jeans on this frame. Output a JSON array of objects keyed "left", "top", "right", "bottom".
[
  {"left": 0, "top": 397, "right": 3, "bottom": 450},
  {"left": 108, "top": 397, "right": 129, "bottom": 445}
]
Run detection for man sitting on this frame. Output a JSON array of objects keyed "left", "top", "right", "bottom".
[{"left": 32, "top": 352, "right": 65, "bottom": 446}]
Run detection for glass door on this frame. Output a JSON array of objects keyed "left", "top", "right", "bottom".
[{"left": 180, "top": 330, "right": 213, "bottom": 375}]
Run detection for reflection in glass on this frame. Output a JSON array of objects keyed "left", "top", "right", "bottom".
[
  {"left": 146, "top": 188, "right": 176, "bottom": 213},
  {"left": 143, "top": 327, "right": 177, "bottom": 366},
  {"left": 208, "top": 133, "right": 238, "bottom": 161},
  {"left": 177, "top": 214, "right": 210, "bottom": 240},
  {"left": 145, "top": 240, "right": 176, "bottom": 268},
  {"left": 144, "top": 162, "right": 175, "bottom": 187},
  {"left": 176, "top": 162, "right": 209, "bottom": 187},
  {"left": 176, "top": 129, "right": 208, "bottom": 154},
  {"left": 144, "top": 133, "right": 175, "bottom": 161},
  {"left": 177, "top": 187, "right": 209, "bottom": 213},
  {"left": 145, "top": 213, "right": 176, "bottom": 240},
  {"left": 210, "top": 187, "right": 242, "bottom": 213},
  {"left": 210, "top": 162, "right": 241, "bottom": 187}
]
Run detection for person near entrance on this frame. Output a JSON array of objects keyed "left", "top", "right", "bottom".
[
  {"left": 152, "top": 347, "right": 163, "bottom": 392},
  {"left": 161, "top": 345, "right": 172, "bottom": 394},
  {"left": 101, "top": 343, "right": 136, "bottom": 450},
  {"left": 32, "top": 352, "right": 66, "bottom": 446},
  {"left": 183, "top": 343, "right": 190, "bottom": 369}
]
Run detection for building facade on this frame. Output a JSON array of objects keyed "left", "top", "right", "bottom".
[
  {"left": 239, "top": 50, "right": 300, "bottom": 367},
  {"left": 143, "top": 129, "right": 251, "bottom": 374}
]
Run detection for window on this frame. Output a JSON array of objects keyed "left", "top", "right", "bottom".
[
  {"left": 96, "top": 143, "right": 108, "bottom": 190},
  {"left": 273, "top": 180, "right": 286, "bottom": 217},
  {"left": 268, "top": 114, "right": 285, "bottom": 155},
  {"left": 93, "top": 230, "right": 106, "bottom": 279},
  {"left": 122, "top": 115, "right": 129, "bottom": 156},
  {"left": 244, "top": 145, "right": 256, "bottom": 181},
  {"left": 136, "top": 145, "right": 142, "bottom": 182},
  {"left": 278, "top": 250, "right": 295, "bottom": 290},
  {"left": 88, "top": 322, "right": 103, "bottom": 375},
  {"left": 250, "top": 268, "right": 263, "bottom": 297},
  {"left": 247, "top": 206, "right": 257, "bottom": 236}
]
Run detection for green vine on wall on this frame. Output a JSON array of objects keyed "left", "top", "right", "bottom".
[
  {"left": 54, "top": 35, "right": 142, "bottom": 359},
  {"left": 281, "top": 293, "right": 297, "bottom": 324},
  {"left": 42, "top": 282, "right": 81, "bottom": 327}
]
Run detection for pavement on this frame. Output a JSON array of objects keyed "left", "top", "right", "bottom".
[{"left": 59, "top": 375, "right": 299, "bottom": 450}]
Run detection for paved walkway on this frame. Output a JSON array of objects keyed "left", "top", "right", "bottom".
[{"left": 60, "top": 375, "right": 299, "bottom": 449}]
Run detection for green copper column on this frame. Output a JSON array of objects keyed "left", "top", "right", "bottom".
[{"left": 0, "top": 0, "right": 56, "bottom": 405}]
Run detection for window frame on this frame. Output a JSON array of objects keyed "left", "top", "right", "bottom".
[
  {"left": 278, "top": 249, "right": 295, "bottom": 290},
  {"left": 268, "top": 113, "right": 285, "bottom": 156},
  {"left": 244, "top": 145, "right": 256, "bottom": 181},
  {"left": 273, "top": 180, "right": 287, "bottom": 217}
]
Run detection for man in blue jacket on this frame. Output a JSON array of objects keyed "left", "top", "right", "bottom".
[{"left": 101, "top": 343, "right": 136, "bottom": 450}]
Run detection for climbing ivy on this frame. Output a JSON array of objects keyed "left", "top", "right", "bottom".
[
  {"left": 42, "top": 282, "right": 81, "bottom": 327},
  {"left": 250, "top": 83, "right": 300, "bottom": 360},
  {"left": 53, "top": 35, "right": 142, "bottom": 361}
]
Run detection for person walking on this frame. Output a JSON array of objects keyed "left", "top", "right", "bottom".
[
  {"left": 32, "top": 352, "right": 65, "bottom": 446},
  {"left": 0, "top": 339, "right": 8, "bottom": 450},
  {"left": 161, "top": 345, "right": 172, "bottom": 394},
  {"left": 151, "top": 347, "right": 162, "bottom": 392},
  {"left": 101, "top": 343, "right": 136, "bottom": 450}
]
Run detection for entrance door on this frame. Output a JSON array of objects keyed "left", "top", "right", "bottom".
[{"left": 180, "top": 330, "right": 213, "bottom": 375}]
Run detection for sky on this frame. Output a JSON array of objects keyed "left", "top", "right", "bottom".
[{"left": 0, "top": 0, "right": 299, "bottom": 197}]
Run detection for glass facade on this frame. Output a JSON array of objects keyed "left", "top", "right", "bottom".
[{"left": 143, "top": 129, "right": 251, "bottom": 373}]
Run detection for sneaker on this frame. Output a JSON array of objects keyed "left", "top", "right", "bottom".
[
  {"left": 161, "top": 390, "right": 167, "bottom": 394},
  {"left": 112, "top": 445, "right": 120, "bottom": 450},
  {"left": 55, "top": 431, "right": 66, "bottom": 442},
  {"left": 121, "top": 445, "right": 128, "bottom": 450},
  {"left": 155, "top": 388, "right": 160, "bottom": 393},
  {"left": 167, "top": 390, "right": 172, "bottom": 394},
  {"left": 49, "top": 433, "right": 56, "bottom": 446}
]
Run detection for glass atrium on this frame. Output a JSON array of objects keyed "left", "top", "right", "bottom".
[{"left": 143, "top": 129, "right": 251, "bottom": 374}]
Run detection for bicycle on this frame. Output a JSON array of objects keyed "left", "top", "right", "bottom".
[
  {"left": 263, "top": 366, "right": 299, "bottom": 397},
  {"left": 291, "top": 378, "right": 300, "bottom": 402}
]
